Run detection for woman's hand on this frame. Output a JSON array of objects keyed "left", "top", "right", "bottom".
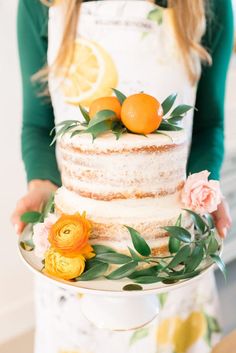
[
  {"left": 11, "top": 180, "right": 58, "bottom": 235},
  {"left": 212, "top": 197, "right": 232, "bottom": 238}
]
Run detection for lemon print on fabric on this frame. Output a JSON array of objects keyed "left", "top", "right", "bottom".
[
  {"left": 62, "top": 38, "right": 118, "bottom": 107},
  {"left": 157, "top": 317, "right": 181, "bottom": 345},
  {"left": 172, "top": 312, "right": 207, "bottom": 353}
]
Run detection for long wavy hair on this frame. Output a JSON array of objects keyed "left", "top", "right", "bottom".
[{"left": 36, "top": 0, "right": 211, "bottom": 86}]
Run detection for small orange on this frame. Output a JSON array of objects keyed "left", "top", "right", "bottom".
[
  {"left": 121, "top": 93, "right": 163, "bottom": 134},
  {"left": 89, "top": 96, "right": 121, "bottom": 119}
]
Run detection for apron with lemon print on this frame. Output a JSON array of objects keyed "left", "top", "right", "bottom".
[{"left": 35, "top": 1, "right": 221, "bottom": 353}]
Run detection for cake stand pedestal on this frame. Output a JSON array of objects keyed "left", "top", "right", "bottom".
[{"left": 18, "top": 229, "right": 219, "bottom": 331}]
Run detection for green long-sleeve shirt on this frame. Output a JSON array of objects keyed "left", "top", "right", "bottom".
[{"left": 17, "top": 0, "right": 234, "bottom": 186}]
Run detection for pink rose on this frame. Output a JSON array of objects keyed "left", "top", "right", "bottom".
[
  {"left": 181, "top": 171, "right": 222, "bottom": 215},
  {"left": 33, "top": 213, "right": 59, "bottom": 258}
]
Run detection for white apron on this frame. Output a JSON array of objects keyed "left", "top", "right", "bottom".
[{"left": 34, "top": 1, "right": 221, "bottom": 353}]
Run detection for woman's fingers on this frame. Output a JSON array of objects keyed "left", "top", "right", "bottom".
[{"left": 212, "top": 198, "right": 232, "bottom": 238}]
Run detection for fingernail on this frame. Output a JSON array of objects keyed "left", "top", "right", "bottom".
[{"left": 14, "top": 224, "right": 20, "bottom": 235}]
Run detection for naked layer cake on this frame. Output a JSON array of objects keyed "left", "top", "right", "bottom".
[{"left": 55, "top": 130, "right": 191, "bottom": 255}]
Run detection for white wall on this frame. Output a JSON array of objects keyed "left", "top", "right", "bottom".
[{"left": 0, "top": 1, "right": 34, "bottom": 343}]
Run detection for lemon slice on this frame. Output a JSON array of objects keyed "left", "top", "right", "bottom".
[{"left": 62, "top": 38, "right": 118, "bottom": 107}]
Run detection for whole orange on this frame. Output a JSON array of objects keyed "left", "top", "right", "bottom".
[
  {"left": 89, "top": 96, "right": 121, "bottom": 119},
  {"left": 121, "top": 93, "right": 163, "bottom": 134}
]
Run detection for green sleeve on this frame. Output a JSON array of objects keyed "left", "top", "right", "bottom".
[
  {"left": 17, "top": 0, "right": 61, "bottom": 186},
  {"left": 187, "top": 0, "right": 234, "bottom": 180}
]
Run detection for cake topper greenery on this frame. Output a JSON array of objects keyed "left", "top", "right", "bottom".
[
  {"left": 50, "top": 89, "right": 193, "bottom": 143},
  {"left": 20, "top": 171, "right": 225, "bottom": 291}
]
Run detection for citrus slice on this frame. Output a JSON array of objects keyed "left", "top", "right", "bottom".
[{"left": 62, "top": 38, "right": 118, "bottom": 107}]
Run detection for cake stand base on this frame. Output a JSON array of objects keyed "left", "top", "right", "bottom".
[{"left": 80, "top": 294, "right": 159, "bottom": 331}]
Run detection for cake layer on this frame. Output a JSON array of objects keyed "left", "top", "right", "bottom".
[
  {"left": 55, "top": 187, "right": 192, "bottom": 244},
  {"left": 58, "top": 131, "right": 187, "bottom": 200}
]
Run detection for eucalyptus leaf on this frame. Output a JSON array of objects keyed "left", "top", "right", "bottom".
[
  {"left": 76, "top": 262, "right": 109, "bottom": 281},
  {"left": 85, "top": 259, "right": 105, "bottom": 270},
  {"left": 203, "top": 213, "right": 215, "bottom": 230},
  {"left": 106, "top": 261, "right": 137, "bottom": 280},
  {"left": 175, "top": 214, "right": 182, "bottom": 227},
  {"left": 128, "top": 247, "right": 143, "bottom": 261},
  {"left": 95, "top": 252, "right": 132, "bottom": 264},
  {"left": 162, "top": 270, "right": 200, "bottom": 281},
  {"left": 88, "top": 109, "right": 118, "bottom": 128},
  {"left": 185, "top": 245, "right": 204, "bottom": 272},
  {"left": 159, "top": 121, "right": 183, "bottom": 131},
  {"left": 134, "top": 276, "right": 162, "bottom": 284},
  {"left": 210, "top": 254, "right": 226, "bottom": 279},
  {"left": 207, "top": 236, "right": 219, "bottom": 255},
  {"left": 183, "top": 209, "right": 206, "bottom": 233},
  {"left": 112, "top": 88, "right": 127, "bottom": 104},
  {"left": 170, "top": 104, "right": 193, "bottom": 117},
  {"left": 168, "top": 237, "right": 181, "bottom": 254},
  {"left": 79, "top": 105, "right": 90, "bottom": 123},
  {"left": 128, "top": 266, "right": 159, "bottom": 279},
  {"left": 92, "top": 244, "right": 116, "bottom": 254},
  {"left": 125, "top": 226, "right": 151, "bottom": 256},
  {"left": 82, "top": 120, "right": 112, "bottom": 139},
  {"left": 161, "top": 93, "right": 177, "bottom": 115},
  {"left": 20, "top": 211, "right": 42, "bottom": 224},
  {"left": 168, "top": 245, "right": 191, "bottom": 269},
  {"left": 163, "top": 226, "right": 192, "bottom": 243}
]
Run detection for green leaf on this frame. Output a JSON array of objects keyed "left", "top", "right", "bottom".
[
  {"left": 168, "top": 237, "right": 181, "bottom": 254},
  {"left": 92, "top": 244, "right": 116, "bottom": 254},
  {"left": 159, "top": 121, "right": 183, "bottom": 131},
  {"left": 147, "top": 7, "right": 163, "bottom": 24},
  {"left": 111, "top": 121, "right": 127, "bottom": 140},
  {"left": 106, "top": 261, "right": 137, "bottom": 280},
  {"left": 158, "top": 293, "right": 168, "bottom": 308},
  {"left": 123, "top": 284, "right": 143, "bottom": 291},
  {"left": 129, "top": 327, "right": 149, "bottom": 346},
  {"left": 88, "top": 109, "right": 118, "bottom": 128},
  {"left": 207, "top": 236, "right": 219, "bottom": 255},
  {"left": 76, "top": 262, "right": 109, "bottom": 281},
  {"left": 170, "top": 104, "right": 193, "bottom": 117},
  {"left": 186, "top": 245, "right": 204, "bottom": 272},
  {"left": 95, "top": 252, "right": 132, "bottom": 264},
  {"left": 70, "top": 129, "right": 85, "bottom": 138},
  {"left": 168, "top": 245, "right": 191, "bottom": 269},
  {"left": 85, "top": 259, "right": 105, "bottom": 270},
  {"left": 183, "top": 209, "right": 206, "bottom": 233},
  {"left": 210, "top": 254, "right": 226, "bottom": 279},
  {"left": 134, "top": 276, "right": 162, "bottom": 284},
  {"left": 162, "top": 270, "right": 200, "bottom": 281},
  {"left": 206, "top": 314, "right": 221, "bottom": 333},
  {"left": 82, "top": 120, "right": 112, "bottom": 139},
  {"left": 175, "top": 214, "right": 182, "bottom": 226},
  {"left": 125, "top": 226, "right": 151, "bottom": 256},
  {"left": 128, "top": 266, "right": 159, "bottom": 279},
  {"left": 161, "top": 93, "right": 177, "bottom": 115},
  {"left": 167, "top": 116, "right": 183, "bottom": 125},
  {"left": 163, "top": 226, "right": 192, "bottom": 243},
  {"left": 79, "top": 105, "right": 90, "bottom": 123},
  {"left": 128, "top": 247, "right": 143, "bottom": 261},
  {"left": 20, "top": 211, "right": 42, "bottom": 224},
  {"left": 203, "top": 213, "right": 215, "bottom": 230},
  {"left": 112, "top": 88, "right": 127, "bottom": 104}
]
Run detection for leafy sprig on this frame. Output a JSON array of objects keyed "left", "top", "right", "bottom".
[
  {"left": 51, "top": 89, "right": 194, "bottom": 142},
  {"left": 74, "top": 209, "right": 224, "bottom": 288}
]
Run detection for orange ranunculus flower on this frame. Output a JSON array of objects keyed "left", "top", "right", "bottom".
[
  {"left": 80, "top": 243, "right": 96, "bottom": 260},
  {"left": 48, "top": 213, "right": 91, "bottom": 256},
  {"left": 44, "top": 247, "right": 85, "bottom": 280}
]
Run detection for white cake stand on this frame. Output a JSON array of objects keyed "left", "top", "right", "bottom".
[{"left": 18, "top": 229, "right": 221, "bottom": 331}]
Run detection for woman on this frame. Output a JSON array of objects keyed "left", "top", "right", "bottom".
[{"left": 12, "top": 0, "right": 233, "bottom": 352}]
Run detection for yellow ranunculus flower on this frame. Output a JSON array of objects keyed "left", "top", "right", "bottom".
[
  {"left": 44, "top": 247, "right": 85, "bottom": 280},
  {"left": 48, "top": 213, "right": 92, "bottom": 256},
  {"left": 80, "top": 243, "right": 96, "bottom": 260}
]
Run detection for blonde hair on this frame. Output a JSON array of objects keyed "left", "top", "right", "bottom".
[{"left": 36, "top": 0, "right": 211, "bottom": 86}]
